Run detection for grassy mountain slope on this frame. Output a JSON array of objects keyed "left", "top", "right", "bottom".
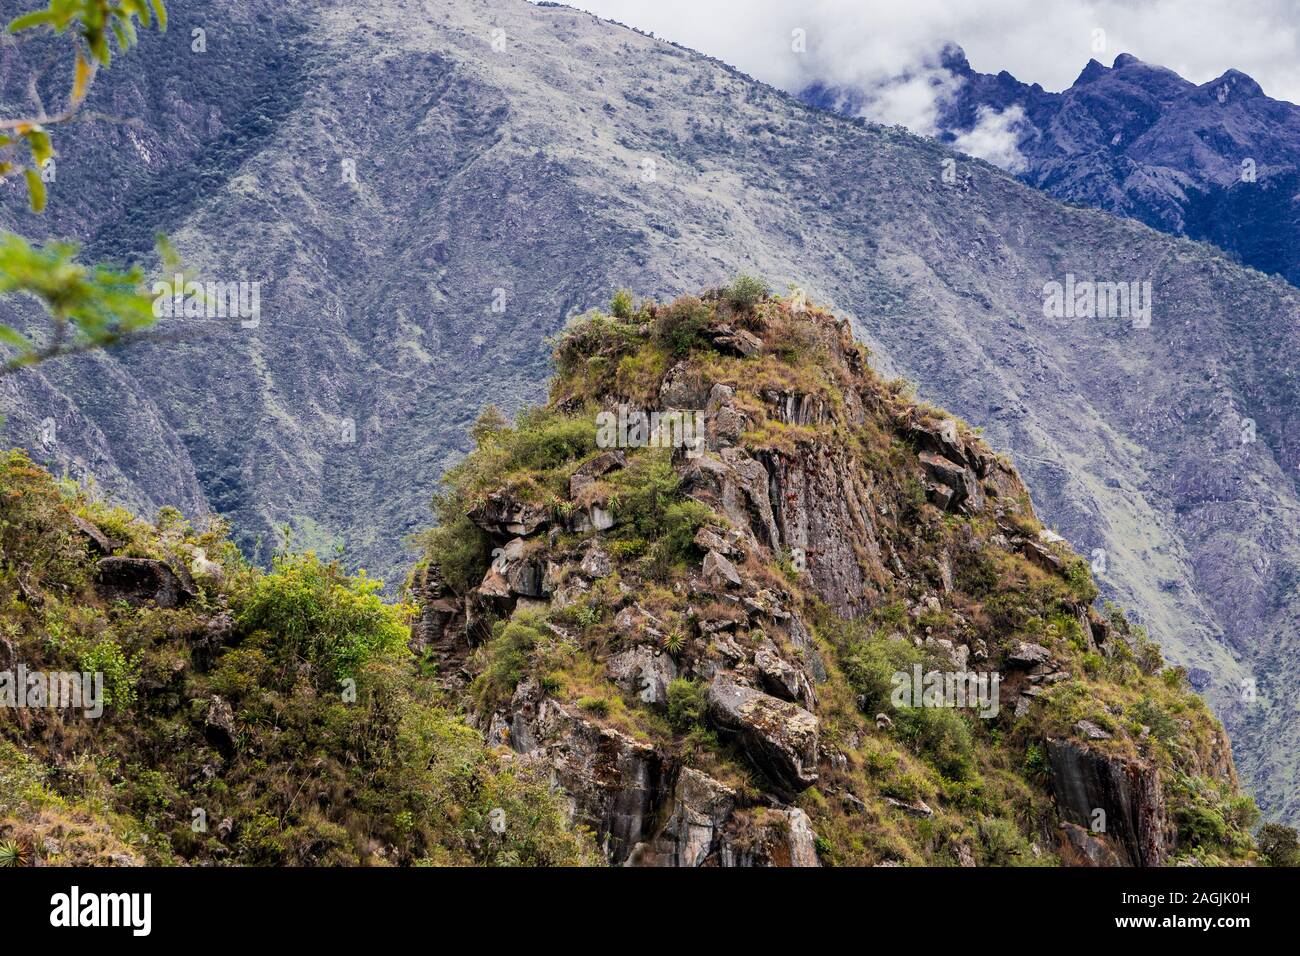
[{"left": 0, "top": 450, "right": 595, "bottom": 865}]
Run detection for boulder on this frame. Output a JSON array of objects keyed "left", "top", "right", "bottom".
[
  {"left": 693, "top": 525, "right": 738, "bottom": 557},
  {"left": 579, "top": 543, "right": 613, "bottom": 579},
  {"left": 702, "top": 549, "right": 742, "bottom": 588},
  {"left": 884, "top": 795, "right": 934, "bottom": 818},
  {"left": 626, "top": 768, "right": 736, "bottom": 867},
  {"left": 658, "top": 361, "right": 711, "bottom": 409},
  {"left": 70, "top": 515, "right": 118, "bottom": 555},
  {"left": 707, "top": 676, "right": 819, "bottom": 796},
  {"left": 607, "top": 645, "right": 677, "bottom": 706},
  {"left": 1007, "top": 641, "right": 1053, "bottom": 669},
  {"left": 908, "top": 415, "right": 968, "bottom": 467},
  {"left": 919, "top": 452, "right": 985, "bottom": 514},
  {"left": 678, "top": 449, "right": 781, "bottom": 553},
  {"left": 569, "top": 450, "right": 626, "bottom": 500},
  {"left": 705, "top": 383, "right": 746, "bottom": 448},
  {"left": 754, "top": 644, "right": 811, "bottom": 706},
  {"left": 203, "top": 696, "right": 237, "bottom": 758},
  {"left": 711, "top": 326, "right": 764, "bottom": 357},
  {"left": 1021, "top": 538, "right": 1065, "bottom": 574},
  {"left": 468, "top": 493, "right": 549, "bottom": 538},
  {"left": 1046, "top": 738, "right": 1168, "bottom": 867},
  {"left": 1075, "top": 719, "right": 1113, "bottom": 740},
  {"left": 94, "top": 558, "right": 196, "bottom": 608}
]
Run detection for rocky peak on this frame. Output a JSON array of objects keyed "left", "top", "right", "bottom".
[{"left": 414, "top": 285, "right": 1252, "bottom": 867}]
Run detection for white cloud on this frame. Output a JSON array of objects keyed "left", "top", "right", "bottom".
[
  {"left": 856, "top": 67, "right": 963, "bottom": 136},
  {"left": 951, "top": 105, "right": 1029, "bottom": 172},
  {"left": 565, "top": 0, "right": 1300, "bottom": 110}
]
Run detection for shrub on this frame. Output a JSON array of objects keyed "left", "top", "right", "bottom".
[
  {"left": 1131, "top": 696, "right": 1179, "bottom": 743},
  {"left": 78, "top": 638, "right": 139, "bottom": 708},
  {"left": 1024, "top": 743, "right": 1048, "bottom": 777},
  {"left": 608, "top": 453, "right": 712, "bottom": 572},
  {"left": 236, "top": 551, "right": 411, "bottom": 687},
  {"left": 667, "top": 678, "right": 707, "bottom": 732},
  {"left": 977, "top": 816, "right": 1035, "bottom": 865},
  {"left": 840, "top": 632, "right": 924, "bottom": 714},
  {"left": 1175, "top": 800, "right": 1228, "bottom": 848},
  {"left": 892, "top": 706, "right": 976, "bottom": 781},
  {"left": 723, "top": 273, "right": 770, "bottom": 312},
  {"left": 472, "top": 617, "right": 545, "bottom": 708},
  {"left": 550, "top": 311, "right": 643, "bottom": 378},
  {"left": 610, "top": 288, "right": 635, "bottom": 319},
  {"left": 651, "top": 295, "right": 709, "bottom": 355},
  {"left": 1258, "top": 822, "right": 1300, "bottom": 866}
]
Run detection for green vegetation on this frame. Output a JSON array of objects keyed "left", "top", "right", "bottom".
[
  {"left": 0, "top": 451, "right": 596, "bottom": 865},
  {"left": 3, "top": 274, "right": 1268, "bottom": 868}
]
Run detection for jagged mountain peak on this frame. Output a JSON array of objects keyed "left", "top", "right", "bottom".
[{"left": 412, "top": 285, "right": 1250, "bottom": 866}]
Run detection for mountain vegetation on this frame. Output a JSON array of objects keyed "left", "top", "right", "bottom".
[{"left": 2, "top": 0, "right": 1299, "bottom": 827}]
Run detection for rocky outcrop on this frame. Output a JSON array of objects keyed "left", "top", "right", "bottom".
[
  {"left": 607, "top": 645, "right": 677, "bottom": 707},
  {"left": 203, "top": 695, "right": 238, "bottom": 758},
  {"left": 94, "top": 558, "right": 196, "bottom": 609},
  {"left": 1046, "top": 739, "right": 1169, "bottom": 867},
  {"left": 414, "top": 293, "right": 1248, "bottom": 865},
  {"left": 625, "top": 769, "right": 821, "bottom": 868},
  {"left": 487, "top": 679, "right": 670, "bottom": 864}
]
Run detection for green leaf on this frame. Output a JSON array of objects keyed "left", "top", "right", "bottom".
[
  {"left": 151, "top": 0, "right": 167, "bottom": 32},
  {"left": 24, "top": 169, "right": 46, "bottom": 212},
  {"left": 7, "top": 10, "right": 53, "bottom": 33},
  {"left": 24, "top": 129, "right": 52, "bottom": 167},
  {"left": 0, "top": 324, "right": 30, "bottom": 348}
]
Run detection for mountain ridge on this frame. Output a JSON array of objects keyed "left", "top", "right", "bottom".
[{"left": 802, "top": 43, "right": 1300, "bottom": 287}]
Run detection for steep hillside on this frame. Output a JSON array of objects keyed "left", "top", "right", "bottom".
[
  {"left": 414, "top": 286, "right": 1256, "bottom": 866},
  {"left": 0, "top": 450, "right": 595, "bottom": 865},
  {"left": 0, "top": 0, "right": 1298, "bottom": 821}
]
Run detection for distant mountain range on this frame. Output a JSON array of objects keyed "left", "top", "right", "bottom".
[
  {"left": 803, "top": 46, "right": 1300, "bottom": 288},
  {"left": 2, "top": 0, "right": 1299, "bottom": 823}
]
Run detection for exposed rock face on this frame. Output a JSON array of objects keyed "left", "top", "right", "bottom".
[
  {"left": 408, "top": 563, "right": 469, "bottom": 686},
  {"left": 1047, "top": 739, "right": 1168, "bottom": 867},
  {"left": 607, "top": 645, "right": 677, "bottom": 706},
  {"left": 807, "top": 45, "right": 1300, "bottom": 288},
  {"left": 94, "top": 558, "right": 196, "bottom": 609},
  {"left": 488, "top": 679, "right": 670, "bottom": 864}
]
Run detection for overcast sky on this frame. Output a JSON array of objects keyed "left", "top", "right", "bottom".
[{"left": 566, "top": 0, "right": 1300, "bottom": 109}]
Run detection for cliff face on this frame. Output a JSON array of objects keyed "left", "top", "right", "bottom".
[{"left": 415, "top": 287, "right": 1252, "bottom": 867}]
